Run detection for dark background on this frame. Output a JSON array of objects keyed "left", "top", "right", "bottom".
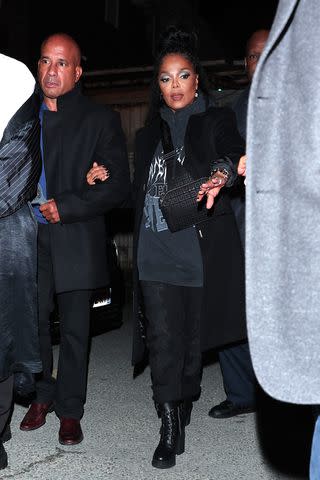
[{"left": 0, "top": 0, "right": 279, "bottom": 74}]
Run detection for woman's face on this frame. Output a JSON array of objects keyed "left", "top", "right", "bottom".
[{"left": 158, "top": 53, "right": 199, "bottom": 111}]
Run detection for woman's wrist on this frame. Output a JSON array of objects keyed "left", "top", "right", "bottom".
[{"left": 210, "top": 167, "right": 230, "bottom": 185}]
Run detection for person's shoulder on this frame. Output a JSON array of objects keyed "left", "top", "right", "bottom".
[
  {"left": 232, "top": 87, "right": 250, "bottom": 108},
  {"left": 135, "top": 125, "right": 147, "bottom": 146},
  {"left": 189, "top": 106, "right": 238, "bottom": 133},
  {"left": 136, "top": 117, "right": 160, "bottom": 140},
  {"left": 0, "top": 54, "right": 34, "bottom": 81},
  {"left": 0, "top": 54, "right": 35, "bottom": 106},
  {"left": 204, "top": 105, "right": 236, "bottom": 121},
  {"left": 206, "top": 105, "right": 232, "bottom": 113},
  {"left": 79, "top": 95, "right": 120, "bottom": 120},
  {"left": 0, "top": 53, "right": 27, "bottom": 69}
]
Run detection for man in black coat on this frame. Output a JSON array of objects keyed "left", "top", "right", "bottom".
[
  {"left": 20, "top": 33, "right": 130, "bottom": 445},
  {"left": 208, "top": 29, "right": 269, "bottom": 420}
]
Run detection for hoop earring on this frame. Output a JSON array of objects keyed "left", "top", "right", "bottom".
[{"left": 194, "top": 90, "right": 199, "bottom": 98}]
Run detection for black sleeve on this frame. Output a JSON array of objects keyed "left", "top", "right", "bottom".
[
  {"left": 132, "top": 130, "right": 144, "bottom": 205},
  {"left": 0, "top": 120, "right": 40, "bottom": 218},
  {"left": 55, "top": 111, "right": 131, "bottom": 224},
  {"left": 210, "top": 107, "right": 245, "bottom": 187}
]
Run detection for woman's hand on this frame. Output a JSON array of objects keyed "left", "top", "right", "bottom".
[
  {"left": 86, "top": 162, "right": 109, "bottom": 185},
  {"left": 197, "top": 171, "right": 228, "bottom": 209},
  {"left": 238, "top": 155, "right": 247, "bottom": 177}
]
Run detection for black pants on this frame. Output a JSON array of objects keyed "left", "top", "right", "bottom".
[
  {"left": 0, "top": 376, "right": 13, "bottom": 435},
  {"left": 140, "top": 281, "right": 202, "bottom": 403},
  {"left": 218, "top": 341, "right": 257, "bottom": 406},
  {"left": 35, "top": 224, "right": 91, "bottom": 419}
]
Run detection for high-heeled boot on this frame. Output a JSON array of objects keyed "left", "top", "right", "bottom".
[
  {"left": 152, "top": 401, "right": 185, "bottom": 469},
  {"left": 0, "top": 441, "right": 8, "bottom": 470},
  {"left": 154, "top": 401, "right": 161, "bottom": 418},
  {"left": 180, "top": 399, "right": 193, "bottom": 427},
  {"left": 157, "top": 399, "right": 193, "bottom": 427}
]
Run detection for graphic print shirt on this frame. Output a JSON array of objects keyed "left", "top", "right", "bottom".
[{"left": 137, "top": 103, "right": 204, "bottom": 287}]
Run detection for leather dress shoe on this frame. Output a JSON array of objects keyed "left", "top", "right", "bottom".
[
  {"left": 20, "top": 402, "right": 54, "bottom": 431},
  {"left": 208, "top": 400, "right": 256, "bottom": 419},
  {"left": 59, "top": 418, "right": 83, "bottom": 445}
]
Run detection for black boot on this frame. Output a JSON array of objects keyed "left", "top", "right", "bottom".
[
  {"left": 154, "top": 401, "right": 161, "bottom": 418},
  {"left": 180, "top": 399, "right": 193, "bottom": 427},
  {"left": 155, "top": 399, "right": 192, "bottom": 424},
  {"left": 1, "top": 423, "right": 11, "bottom": 443},
  {"left": 0, "top": 441, "right": 8, "bottom": 470},
  {"left": 152, "top": 402, "right": 185, "bottom": 469},
  {"left": 154, "top": 402, "right": 163, "bottom": 434}
]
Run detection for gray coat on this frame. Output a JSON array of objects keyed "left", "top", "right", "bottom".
[{"left": 246, "top": 0, "right": 320, "bottom": 404}]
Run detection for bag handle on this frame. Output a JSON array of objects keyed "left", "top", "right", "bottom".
[{"left": 160, "top": 118, "right": 180, "bottom": 180}]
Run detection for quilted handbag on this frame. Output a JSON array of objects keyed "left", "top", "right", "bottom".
[
  {"left": 159, "top": 149, "right": 213, "bottom": 232},
  {"left": 159, "top": 176, "right": 214, "bottom": 232}
]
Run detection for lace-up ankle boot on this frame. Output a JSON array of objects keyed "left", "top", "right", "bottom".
[{"left": 152, "top": 401, "right": 185, "bottom": 469}]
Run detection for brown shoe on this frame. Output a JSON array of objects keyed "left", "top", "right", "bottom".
[
  {"left": 59, "top": 418, "right": 83, "bottom": 445},
  {"left": 20, "top": 402, "right": 54, "bottom": 431}
]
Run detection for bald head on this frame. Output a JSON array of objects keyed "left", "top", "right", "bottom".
[
  {"left": 245, "top": 29, "right": 270, "bottom": 81},
  {"left": 41, "top": 33, "right": 82, "bottom": 66},
  {"left": 38, "top": 33, "right": 83, "bottom": 110}
]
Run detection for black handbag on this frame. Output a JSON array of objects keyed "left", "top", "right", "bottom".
[{"left": 159, "top": 120, "right": 213, "bottom": 232}]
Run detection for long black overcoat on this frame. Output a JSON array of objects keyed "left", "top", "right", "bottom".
[
  {"left": 132, "top": 106, "right": 246, "bottom": 365},
  {"left": 40, "top": 84, "right": 130, "bottom": 293}
]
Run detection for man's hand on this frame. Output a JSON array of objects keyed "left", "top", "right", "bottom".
[
  {"left": 40, "top": 198, "right": 60, "bottom": 223},
  {"left": 238, "top": 155, "right": 247, "bottom": 177}
]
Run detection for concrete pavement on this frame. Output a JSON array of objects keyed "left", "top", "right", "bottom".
[{"left": 0, "top": 304, "right": 312, "bottom": 480}]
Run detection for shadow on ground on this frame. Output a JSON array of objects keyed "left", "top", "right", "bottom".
[
  {"left": 201, "top": 346, "right": 313, "bottom": 478},
  {"left": 256, "top": 393, "right": 314, "bottom": 478}
]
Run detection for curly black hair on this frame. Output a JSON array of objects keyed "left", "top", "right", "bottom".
[{"left": 145, "top": 25, "right": 211, "bottom": 124}]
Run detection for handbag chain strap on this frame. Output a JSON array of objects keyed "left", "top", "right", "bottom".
[{"left": 160, "top": 119, "right": 192, "bottom": 187}]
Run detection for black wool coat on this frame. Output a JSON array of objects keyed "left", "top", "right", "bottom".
[
  {"left": 40, "top": 84, "right": 130, "bottom": 293},
  {"left": 132, "top": 106, "right": 247, "bottom": 365}
]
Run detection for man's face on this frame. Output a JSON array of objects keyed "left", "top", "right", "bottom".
[
  {"left": 245, "top": 31, "right": 269, "bottom": 82},
  {"left": 38, "top": 36, "right": 82, "bottom": 102}
]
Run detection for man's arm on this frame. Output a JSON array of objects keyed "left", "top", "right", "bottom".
[
  {"left": 0, "top": 101, "right": 41, "bottom": 217},
  {"left": 51, "top": 111, "right": 131, "bottom": 224}
]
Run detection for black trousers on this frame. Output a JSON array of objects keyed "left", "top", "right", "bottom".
[
  {"left": 0, "top": 376, "right": 13, "bottom": 435},
  {"left": 218, "top": 341, "right": 257, "bottom": 406},
  {"left": 35, "top": 224, "right": 91, "bottom": 419},
  {"left": 140, "top": 281, "right": 202, "bottom": 403}
]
